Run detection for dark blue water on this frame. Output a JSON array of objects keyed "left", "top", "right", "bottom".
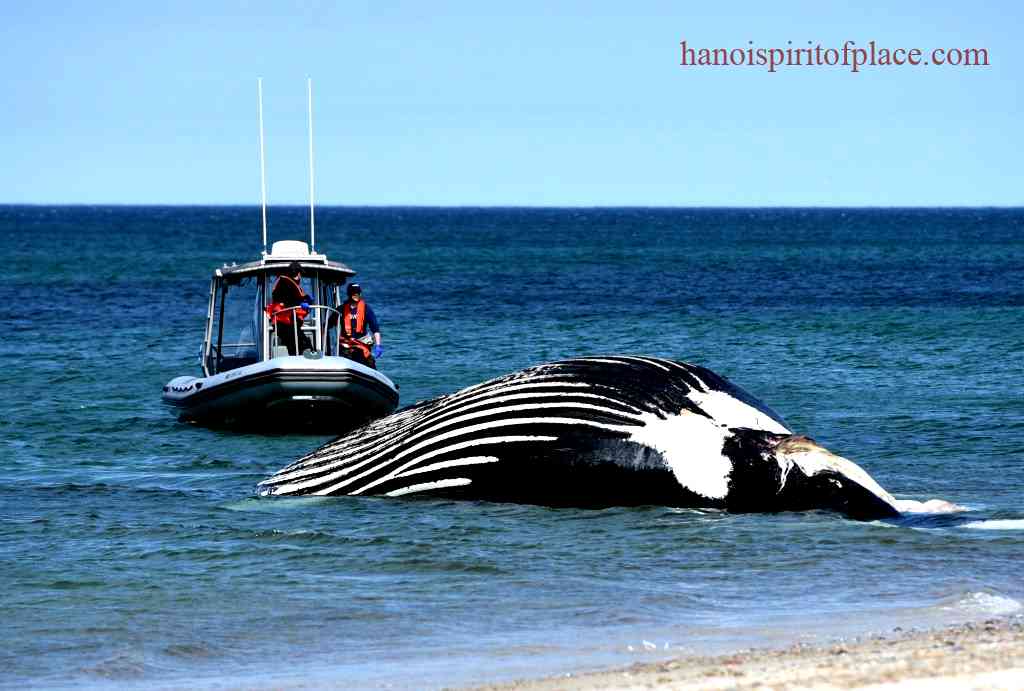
[{"left": 2, "top": 207, "right": 1022, "bottom": 689}]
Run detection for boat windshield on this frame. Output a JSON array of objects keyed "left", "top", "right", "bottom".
[{"left": 209, "top": 275, "right": 262, "bottom": 374}]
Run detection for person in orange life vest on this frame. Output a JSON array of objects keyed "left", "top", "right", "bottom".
[
  {"left": 338, "top": 283, "right": 382, "bottom": 367},
  {"left": 270, "top": 262, "right": 312, "bottom": 355}
]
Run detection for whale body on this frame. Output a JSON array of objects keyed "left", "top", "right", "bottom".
[{"left": 257, "top": 356, "right": 903, "bottom": 520}]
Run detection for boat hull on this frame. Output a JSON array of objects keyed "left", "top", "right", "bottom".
[{"left": 162, "top": 355, "right": 398, "bottom": 431}]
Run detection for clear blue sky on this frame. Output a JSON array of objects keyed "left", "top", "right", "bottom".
[{"left": 3, "top": 1, "right": 1021, "bottom": 205}]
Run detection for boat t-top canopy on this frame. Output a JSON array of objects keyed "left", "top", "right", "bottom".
[{"left": 216, "top": 240, "right": 355, "bottom": 281}]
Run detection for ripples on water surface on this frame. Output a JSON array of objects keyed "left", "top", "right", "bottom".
[{"left": 1, "top": 207, "right": 1022, "bottom": 689}]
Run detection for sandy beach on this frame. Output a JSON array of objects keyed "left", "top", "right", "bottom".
[{"left": 470, "top": 617, "right": 1024, "bottom": 691}]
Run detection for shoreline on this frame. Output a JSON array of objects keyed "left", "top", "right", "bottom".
[{"left": 468, "top": 616, "right": 1024, "bottom": 691}]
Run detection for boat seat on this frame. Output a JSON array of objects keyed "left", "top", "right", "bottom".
[{"left": 272, "top": 345, "right": 290, "bottom": 358}]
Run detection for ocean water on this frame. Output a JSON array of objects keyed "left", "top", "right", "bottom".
[{"left": 2, "top": 206, "right": 1022, "bottom": 689}]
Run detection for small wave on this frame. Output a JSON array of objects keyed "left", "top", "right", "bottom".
[
  {"left": 963, "top": 519, "right": 1024, "bottom": 531},
  {"left": 163, "top": 642, "right": 219, "bottom": 659},
  {"left": 221, "top": 496, "right": 337, "bottom": 512},
  {"left": 78, "top": 653, "right": 152, "bottom": 679},
  {"left": 942, "top": 591, "right": 1023, "bottom": 617},
  {"left": 30, "top": 481, "right": 193, "bottom": 500},
  {"left": 894, "top": 498, "right": 967, "bottom": 514}
]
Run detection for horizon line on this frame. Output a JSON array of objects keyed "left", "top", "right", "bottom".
[{"left": 1, "top": 203, "right": 1022, "bottom": 210}]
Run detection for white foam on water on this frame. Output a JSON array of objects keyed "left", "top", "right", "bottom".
[
  {"left": 222, "top": 496, "right": 337, "bottom": 511},
  {"left": 941, "top": 592, "right": 1023, "bottom": 617},
  {"left": 963, "top": 519, "right": 1024, "bottom": 531},
  {"left": 893, "top": 498, "right": 968, "bottom": 514}
]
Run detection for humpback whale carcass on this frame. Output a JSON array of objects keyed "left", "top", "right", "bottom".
[{"left": 257, "top": 356, "right": 904, "bottom": 520}]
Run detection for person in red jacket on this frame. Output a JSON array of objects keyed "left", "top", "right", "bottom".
[
  {"left": 269, "top": 262, "right": 312, "bottom": 355},
  {"left": 337, "top": 283, "right": 382, "bottom": 368}
]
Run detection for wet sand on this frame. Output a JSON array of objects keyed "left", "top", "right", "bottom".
[{"left": 469, "top": 617, "right": 1024, "bottom": 690}]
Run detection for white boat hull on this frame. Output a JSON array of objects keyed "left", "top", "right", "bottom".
[{"left": 162, "top": 355, "right": 398, "bottom": 430}]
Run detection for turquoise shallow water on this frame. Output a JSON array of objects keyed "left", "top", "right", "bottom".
[{"left": 1, "top": 206, "right": 1023, "bottom": 689}]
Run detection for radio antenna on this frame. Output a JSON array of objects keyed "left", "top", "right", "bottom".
[
  {"left": 307, "top": 77, "right": 316, "bottom": 253},
  {"left": 257, "top": 78, "right": 269, "bottom": 255}
]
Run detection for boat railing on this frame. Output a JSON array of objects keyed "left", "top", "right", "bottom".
[{"left": 267, "top": 304, "right": 367, "bottom": 358}]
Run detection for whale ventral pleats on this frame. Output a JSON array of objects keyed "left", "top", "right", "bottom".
[{"left": 257, "top": 356, "right": 904, "bottom": 520}]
